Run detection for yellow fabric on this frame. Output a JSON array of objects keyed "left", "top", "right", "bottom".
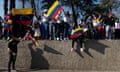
[
  {"left": 35, "top": 41, "right": 39, "bottom": 47},
  {"left": 71, "top": 28, "right": 84, "bottom": 35},
  {"left": 12, "top": 8, "right": 34, "bottom": 16},
  {"left": 33, "top": 39, "right": 39, "bottom": 47},
  {"left": 34, "top": 33, "right": 40, "bottom": 37},
  {"left": 9, "top": 38, "right": 13, "bottom": 42},
  {"left": 47, "top": 1, "right": 59, "bottom": 16}
]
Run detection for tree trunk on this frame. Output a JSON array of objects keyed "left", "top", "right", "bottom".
[
  {"left": 31, "top": 0, "right": 36, "bottom": 15},
  {"left": 31, "top": 0, "right": 34, "bottom": 8},
  {"left": 71, "top": 1, "right": 78, "bottom": 27},
  {"left": 10, "top": 0, "right": 15, "bottom": 11},
  {"left": 22, "top": 0, "right": 25, "bottom": 8},
  {"left": 4, "top": 0, "right": 8, "bottom": 16}
]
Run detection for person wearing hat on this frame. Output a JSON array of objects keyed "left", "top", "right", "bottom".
[{"left": 8, "top": 35, "right": 21, "bottom": 72}]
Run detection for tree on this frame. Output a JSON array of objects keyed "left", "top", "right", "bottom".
[
  {"left": 30, "top": 0, "right": 36, "bottom": 15},
  {"left": 61, "top": 0, "right": 97, "bottom": 26},
  {"left": 19, "top": 0, "right": 29, "bottom": 8},
  {"left": 22, "top": 0, "right": 25, "bottom": 8},
  {"left": 10, "top": 0, "right": 15, "bottom": 11},
  {"left": 100, "top": 0, "right": 116, "bottom": 13},
  {"left": 4, "top": 0, "right": 8, "bottom": 16}
]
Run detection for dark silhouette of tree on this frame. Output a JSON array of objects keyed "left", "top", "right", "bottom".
[
  {"left": 30, "top": 0, "right": 37, "bottom": 15},
  {"left": 60, "top": 0, "right": 97, "bottom": 26},
  {"left": 19, "top": 0, "right": 29, "bottom": 8},
  {"left": 10, "top": 0, "right": 15, "bottom": 11},
  {"left": 99, "top": 0, "right": 116, "bottom": 14},
  {"left": 4, "top": 0, "right": 8, "bottom": 16}
]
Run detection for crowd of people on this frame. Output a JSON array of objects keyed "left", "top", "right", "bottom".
[{"left": 0, "top": 10, "right": 120, "bottom": 41}]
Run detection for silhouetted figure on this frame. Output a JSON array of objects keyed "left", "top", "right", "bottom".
[{"left": 8, "top": 35, "right": 21, "bottom": 72}]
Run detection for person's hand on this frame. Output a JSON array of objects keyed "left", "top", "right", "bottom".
[
  {"left": 12, "top": 52, "right": 16, "bottom": 56},
  {"left": 18, "top": 37, "right": 24, "bottom": 41},
  {"left": 8, "top": 48, "right": 11, "bottom": 52}
]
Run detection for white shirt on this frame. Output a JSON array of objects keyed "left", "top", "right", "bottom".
[
  {"left": 115, "top": 22, "right": 120, "bottom": 29},
  {"left": 63, "top": 16, "right": 69, "bottom": 23},
  {"left": 42, "top": 14, "right": 48, "bottom": 22}
]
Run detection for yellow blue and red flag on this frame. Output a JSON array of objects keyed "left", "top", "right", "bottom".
[
  {"left": 70, "top": 28, "right": 84, "bottom": 39},
  {"left": 47, "top": 1, "right": 62, "bottom": 19},
  {"left": 12, "top": 8, "right": 34, "bottom": 26}
]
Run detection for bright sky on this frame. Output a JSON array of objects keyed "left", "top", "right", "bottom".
[{"left": 0, "top": 0, "right": 4, "bottom": 19}]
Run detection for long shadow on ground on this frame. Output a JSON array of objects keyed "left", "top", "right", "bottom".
[
  {"left": 85, "top": 40, "right": 109, "bottom": 54},
  {"left": 44, "top": 44, "right": 63, "bottom": 55},
  {"left": 75, "top": 40, "right": 109, "bottom": 58},
  {"left": 28, "top": 43, "right": 49, "bottom": 70}
]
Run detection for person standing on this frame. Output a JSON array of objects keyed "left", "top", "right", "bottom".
[
  {"left": 63, "top": 11, "right": 70, "bottom": 40},
  {"left": 0, "top": 16, "right": 4, "bottom": 39},
  {"left": 4, "top": 13, "right": 13, "bottom": 40},
  {"left": 34, "top": 22, "right": 41, "bottom": 40},
  {"left": 41, "top": 9, "right": 49, "bottom": 39},
  {"left": 114, "top": 18, "right": 120, "bottom": 39},
  {"left": 86, "top": 15, "right": 94, "bottom": 39},
  {"left": 8, "top": 35, "right": 21, "bottom": 72},
  {"left": 104, "top": 12, "right": 115, "bottom": 40},
  {"left": 49, "top": 19, "right": 56, "bottom": 40}
]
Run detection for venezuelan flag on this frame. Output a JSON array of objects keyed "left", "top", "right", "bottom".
[
  {"left": 47, "top": 1, "right": 62, "bottom": 19},
  {"left": 96, "top": 21, "right": 104, "bottom": 32},
  {"left": 96, "top": 21, "right": 103, "bottom": 27},
  {"left": 12, "top": 8, "right": 34, "bottom": 26},
  {"left": 70, "top": 28, "right": 84, "bottom": 39}
]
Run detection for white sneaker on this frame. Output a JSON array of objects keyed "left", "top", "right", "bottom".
[
  {"left": 71, "top": 48, "right": 74, "bottom": 52},
  {"left": 7, "top": 37, "right": 10, "bottom": 40},
  {"left": 80, "top": 48, "right": 84, "bottom": 52},
  {"left": 56, "top": 38, "right": 59, "bottom": 40}
]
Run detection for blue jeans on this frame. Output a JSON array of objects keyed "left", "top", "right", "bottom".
[
  {"left": 64, "top": 22, "right": 69, "bottom": 39},
  {"left": 55, "top": 24, "right": 60, "bottom": 38},
  {"left": 41, "top": 22, "right": 49, "bottom": 39},
  {"left": 49, "top": 23, "right": 55, "bottom": 39},
  {"left": 93, "top": 28, "right": 99, "bottom": 39},
  {"left": 105, "top": 25, "right": 113, "bottom": 39}
]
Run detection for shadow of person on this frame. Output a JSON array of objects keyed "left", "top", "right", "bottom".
[
  {"left": 84, "top": 40, "right": 109, "bottom": 55},
  {"left": 44, "top": 44, "right": 63, "bottom": 55},
  {"left": 28, "top": 43, "right": 49, "bottom": 70},
  {"left": 75, "top": 39, "right": 109, "bottom": 58}
]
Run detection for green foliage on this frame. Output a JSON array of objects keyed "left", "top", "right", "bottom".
[{"left": 100, "top": 0, "right": 116, "bottom": 12}]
